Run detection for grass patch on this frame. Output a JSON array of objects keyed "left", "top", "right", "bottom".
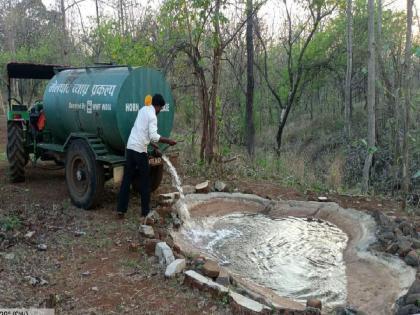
[
  {"left": 55, "top": 233, "right": 77, "bottom": 248},
  {"left": 61, "top": 199, "right": 72, "bottom": 210},
  {"left": 121, "top": 258, "right": 140, "bottom": 269},
  {"left": 0, "top": 215, "right": 21, "bottom": 231},
  {"left": 93, "top": 237, "right": 113, "bottom": 249},
  {"left": 119, "top": 255, "right": 155, "bottom": 274},
  {"left": 174, "top": 130, "right": 332, "bottom": 193}
]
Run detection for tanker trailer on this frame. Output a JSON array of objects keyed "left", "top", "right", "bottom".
[{"left": 6, "top": 63, "right": 174, "bottom": 209}]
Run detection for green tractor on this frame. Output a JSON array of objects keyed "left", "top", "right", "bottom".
[
  {"left": 6, "top": 62, "right": 61, "bottom": 182},
  {"left": 5, "top": 62, "right": 175, "bottom": 209}
]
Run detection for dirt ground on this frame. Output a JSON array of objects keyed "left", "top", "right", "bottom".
[
  {"left": 0, "top": 116, "right": 410, "bottom": 314},
  {"left": 0, "top": 118, "right": 232, "bottom": 314}
]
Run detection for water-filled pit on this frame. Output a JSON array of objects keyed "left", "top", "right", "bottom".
[
  {"left": 171, "top": 193, "right": 416, "bottom": 314},
  {"left": 182, "top": 213, "right": 347, "bottom": 308}
]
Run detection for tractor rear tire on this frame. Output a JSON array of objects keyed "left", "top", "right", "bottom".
[
  {"left": 7, "top": 121, "right": 27, "bottom": 183},
  {"left": 132, "top": 164, "right": 163, "bottom": 193},
  {"left": 65, "top": 139, "right": 104, "bottom": 209}
]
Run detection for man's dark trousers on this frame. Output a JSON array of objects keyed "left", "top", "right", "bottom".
[{"left": 117, "top": 149, "right": 150, "bottom": 216}]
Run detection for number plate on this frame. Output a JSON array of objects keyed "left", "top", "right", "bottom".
[{"left": 149, "top": 157, "right": 162, "bottom": 166}]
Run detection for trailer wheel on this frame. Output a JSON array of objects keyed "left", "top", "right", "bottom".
[
  {"left": 150, "top": 165, "right": 163, "bottom": 192},
  {"left": 65, "top": 139, "right": 104, "bottom": 209},
  {"left": 132, "top": 164, "right": 163, "bottom": 193},
  {"left": 7, "top": 121, "right": 27, "bottom": 183}
]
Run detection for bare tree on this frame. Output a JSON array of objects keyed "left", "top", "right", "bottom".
[
  {"left": 376, "top": 0, "right": 383, "bottom": 140},
  {"left": 402, "top": 0, "right": 414, "bottom": 208},
  {"left": 94, "top": 0, "right": 101, "bottom": 62},
  {"left": 59, "top": 0, "right": 69, "bottom": 64},
  {"left": 246, "top": 0, "right": 255, "bottom": 157},
  {"left": 4, "top": 0, "right": 15, "bottom": 56},
  {"left": 0, "top": 91, "right": 5, "bottom": 115},
  {"left": 164, "top": 0, "right": 262, "bottom": 162},
  {"left": 361, "top": 0, "right": 376, "bottom": 193},
  {"left": 256, "top": 0, "right": 336, "bottom": 152},
  {"left": 344, "top": 0, "right": 352, "bottom": 139},
  {"left": 118, "top": 0, "right": 124, "bottom": 35},
  {"left": 95, "top": 0, "right": 100, "bottom": 29}
]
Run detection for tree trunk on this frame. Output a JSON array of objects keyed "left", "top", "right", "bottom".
[
  {"left": 94, "top": 0, "right": 101, "bottom": 62},
  {"left": 276, "top": 105, "right": 291, "bottom": 154},
  {"left": 245, "top": 0, "right": 255, "bottom": 157},
  {"left": 95, "top": 0, "right": 100, "bottom": 28},
  {"left": 201, "top": 93, "right": 209, "bottom": 161},
  {"left": 207, "top": 57, "right": 221, "bottom": 163},
  {"left": 344, "top": 0, "right": 353, "bottom": 139},
  {"left": 401, "top": 0, "right": 414, "bottom": 209},
  {"left": 198, "top": 69, "right": 209, "bottom": 161},
  {"left": 206, "top": 0, "right": 222, "bottom": 164},
  {"left": 310, "top": 93, "right": 313, "bottom": 120},
  {"left": 361, "top": 0, "right": 376, "bottom": 193},
  {"left": 118, "top": 0, "right": 124, "bottom": 35},
  {"left": 60, "top": 0, "right": 69, "bottom": 64},
  {"left": 376, "top": 0, "right": 383, "bottom": 144}
]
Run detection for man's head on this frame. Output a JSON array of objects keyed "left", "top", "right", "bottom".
[{"left": 152, "top": 94, "right": 165, "bottom": 115}]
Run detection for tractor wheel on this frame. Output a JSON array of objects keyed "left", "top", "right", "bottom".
[
  {"left": 65, "top": 139, "right": 104, "bottom": 209},
  {"left": 132, "top": 164, "right": 164, "bottom": 193},
  {"left": 7, "top": 121, "right": 27, "bottom": 183}
]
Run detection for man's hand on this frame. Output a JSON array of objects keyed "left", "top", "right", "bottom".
[
  {"left": 153, "top": 148, "right": 162, "bottom": 157},
  {"left": 158, "top": 137, "right": 177, "bottom": 146},
  {"left": 167, "top": 139, "right": 177, "bottom": 146}
]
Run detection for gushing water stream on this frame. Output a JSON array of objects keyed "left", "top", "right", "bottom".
[{"left": 162, "top": 155, "right": 191, "bottom": 222}]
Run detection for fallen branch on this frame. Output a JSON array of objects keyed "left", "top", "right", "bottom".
[{"left": 222, "top": 156, "right": 238, "bottom": 164}]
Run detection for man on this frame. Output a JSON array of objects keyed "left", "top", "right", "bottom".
[{"left": 117, "top": 94, "right": 176, "bottom": 219}]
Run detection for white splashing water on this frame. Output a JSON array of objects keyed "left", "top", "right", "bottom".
[
  {"left": 162, "top": 155, "right": 191, "bottom": 222},
  {"left": 180, "top": 213, "right": 348, "bottom": 307}
]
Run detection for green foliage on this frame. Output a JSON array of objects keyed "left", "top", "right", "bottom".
[
  {"left": 0, "top": 0, "right": 418, "bottom": 195},
  {"left": 367, "top": 146, "right": 378, "bottom": 155},
  {"left": 360, "top": 139, "right": 378, "bottom": 154},
  {"left": 0, "top": 215, "right": 21, "bottom": 231},
  {"left": 159, "top": 0, "right": 229, "bottom": 54},
  {"left": 95, "top": 21, "right": 156, "bottom": 66},
  {"left": 416, "top": 47, "right": 420, "bottom": 58},
  {"left": 220, "top": 293, "right": 229, "bottom": 305}
]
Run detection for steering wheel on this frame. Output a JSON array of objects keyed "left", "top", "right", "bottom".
[{"left": 10, "top": 97, "right": 23, "bottom": 105}]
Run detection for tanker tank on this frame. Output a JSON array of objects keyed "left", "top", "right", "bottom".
[{"left": 43, "top": 66, "right": 174, "bottom": 154}]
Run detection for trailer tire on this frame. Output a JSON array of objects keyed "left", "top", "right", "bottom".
[
  {"left": 132, "top": 164, "right": 163, "bottom": 193},
  {"left": 65, "top": 139, "right": 104, "bottom": 209},
  {"left": 7, "top": 121, "right": 27, "bottom": 183},
  {"left": 150, "top": 165, "right": 163, "bottom": 192}
]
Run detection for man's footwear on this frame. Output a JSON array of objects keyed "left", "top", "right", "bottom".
[
  {"left": 116, "top": 211, "right": 125, "bottom": 219},
  {"left": 141, "top": 211, "right": 154, "bottom": 225},
  {"left": 142, "top": 215, "right": 150, "bottom": 225}
]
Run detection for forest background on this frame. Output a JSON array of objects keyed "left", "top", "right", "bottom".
[{"left": 0, "top": 0, "right": 419, "bottom": 208}]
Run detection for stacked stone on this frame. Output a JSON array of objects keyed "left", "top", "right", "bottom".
[
  {"left": 373, "top": 210, "right": 420, "bottom": 267},
  {"left": 396, "top": 279, "right": 420, "bottom": 315}
]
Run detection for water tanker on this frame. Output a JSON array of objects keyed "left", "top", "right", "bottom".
[{"left": 6, "top": 63, "right": 175, "bottom": 209}]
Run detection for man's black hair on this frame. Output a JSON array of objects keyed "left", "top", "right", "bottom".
[{"left": 152, "top": 94, "right": 165, "bottom": 107}]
